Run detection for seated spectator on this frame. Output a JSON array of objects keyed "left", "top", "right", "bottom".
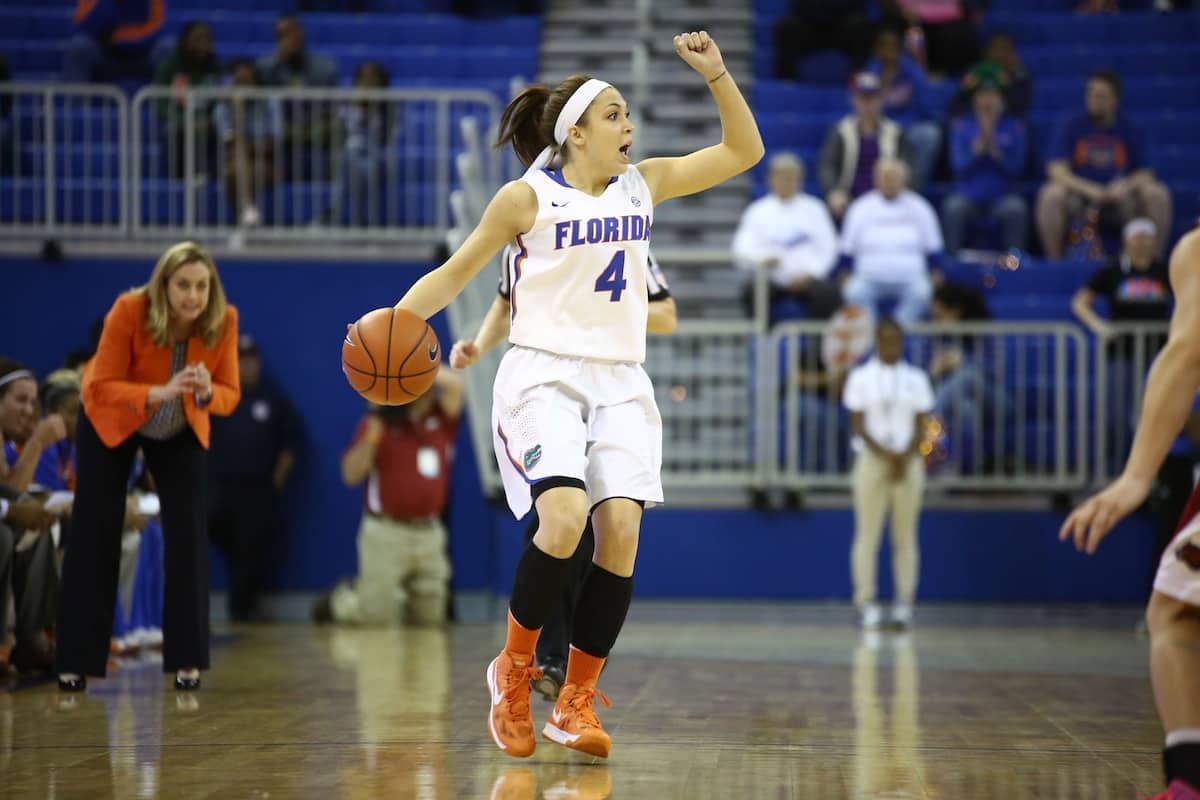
[
  {"left": 732, "top": 152, "right": 841, "bottom": 322},
  {"left": 841, "top": 159, "right": 943, "bottom": 325},
  {"left": 866, "top": 29, "right": 942, "bottom": 190},
  {"left": 331, "top": 61, "right": 397, "bottom": 227},
  {"left": 929, "top": 282, "right": 997, "bottom": 469},
  {"left": 819, "top": 73, "right": 910, "bottom": 221},
  {"left": 314, "top": 370, "right": 464, "bottom": 627},
  {"left": 1036, "top": 70, "right": 1172, "bottom": 260},
  {"left": 955, "top": 32, "right": 1032, "bottom": 118},
  {"left": 152, "top": 21, "right": 221, "bottom": 181},
  {"left": 0, "top": 483, "right": 56, "bottom": 674},
  {"left": 34, "top": 371, "right": 81, "bottom": 494},
  {"left": 941, "top": 81, "right": 1028, "bottom": 255},
  {"left": 214, "top": 60, "right": 282, "bottom": 229},
  {"left": 62, "top": 0, "right": 168, "bottom": 84},
  {"left": 257, "top": 15, "right": 338, "bottom": 182},
  {"left": 890, "top": 0, "right": 981, "bottom": 77},
  {"left": 0, "top": 361, "right": 62, "bottom": 674},
  {"left": 0, "top": 360, "right": 67, "bottom": 492},
  {"left": 771, "top": 0, "right": 882, "bottom": 79},
  {"left": 1072, "top": 218, "right": 1170, "bottom": 470}
]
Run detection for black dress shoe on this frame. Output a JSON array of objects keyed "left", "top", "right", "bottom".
[
  {"left": 58, "top": 675, "right": 87, "bottom": 692},
  {"left": 174, "top": 675, "right": 201, "bottom": 691}
]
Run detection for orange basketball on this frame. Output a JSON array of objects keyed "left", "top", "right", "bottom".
[{"left": 342, "top": 307, "right": 441, "bottom": 405}]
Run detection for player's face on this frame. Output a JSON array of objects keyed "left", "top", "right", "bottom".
[
  {"left": 166, "top": 261, "right": 211, "bottom": 324},
  {"left": 580, "top": 88, "right": 634, "bottom": 174},
  {"left": 0, "top": 378, "right": 38, "bottom": 442}
]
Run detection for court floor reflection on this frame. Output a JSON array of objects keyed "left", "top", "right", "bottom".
[{"left": 1, "top": 603, "right": 1166, "bottom": 798}]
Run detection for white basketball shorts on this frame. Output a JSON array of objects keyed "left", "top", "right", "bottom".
[
  {"left": 491, "top": 346, "right": 664, "bottom": 520},
  {"left": 1154, "top": 514, "right": 1200, "bottom": 605}
]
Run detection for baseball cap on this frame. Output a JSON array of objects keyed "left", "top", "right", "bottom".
[{"left": 851, "top": 72, "right": 882, "bottom": 95}]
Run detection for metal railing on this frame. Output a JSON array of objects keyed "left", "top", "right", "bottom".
[
  {"left": 130, "top": 85, "right": 503, "bottom": 242},
  {"left": 0, "top": 83, "right": 128, "bottom": 236},
  {"left": 0, "top": 83, "right": 504, "bottom": 244},
  {"left": 1093, "top": 322, "right": 1171, "bottom": 483}
]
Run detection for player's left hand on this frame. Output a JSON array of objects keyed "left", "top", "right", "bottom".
[
  {"left": 673, "top": 31, "right": 725, "bottom": 82},
  {"left": 1058, "top": 474, "right": 1152, "bottom": 555}
]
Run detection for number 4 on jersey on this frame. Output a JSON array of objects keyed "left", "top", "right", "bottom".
[{"left": 594, "top": 251, "right": 628, "bottom": 302}]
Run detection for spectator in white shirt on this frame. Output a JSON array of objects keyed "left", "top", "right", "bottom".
[
  {"left": 732, "top": 152, "right": 842, "bottom": 321},
  {"left": 840, "top": 158, "right": 943, "bottom": 326},
  {"left": 842, "top": 319, "right": 935, "bottom": 630}
]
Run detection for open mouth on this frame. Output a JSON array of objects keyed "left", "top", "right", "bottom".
[{"left": 619, "top": 143, "right": 632, "bottom": 160}]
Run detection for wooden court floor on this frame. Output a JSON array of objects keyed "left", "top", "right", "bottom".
[{"left": 0, "top": 603, "right": 1165, "bottom": 799}]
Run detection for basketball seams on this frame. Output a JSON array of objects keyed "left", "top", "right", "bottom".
[
  {"left": 398, "top": 324, "right": 438, "bottom": 396},
  {"left": 351, "top": 322, "right": 377, "bottom": 393},
  {"left": 384, "top": 308, "right": 396, "bottom": 403}
]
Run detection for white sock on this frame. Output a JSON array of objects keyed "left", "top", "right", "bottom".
[{"left": 1166, "top": 729, "right": 1200, "bottom": 747}]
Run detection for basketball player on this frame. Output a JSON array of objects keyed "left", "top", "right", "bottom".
[
  {"left": 392, "top": 32, "right": 762, "bottom": 759},
  {"left": 1060, "top": 229, "right": 1200, "bottom": 798},
  {"left": 452, "top": 250, "right": 675, "bottom": 701}
]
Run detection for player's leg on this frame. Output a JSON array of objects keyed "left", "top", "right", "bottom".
[
  {"left": 489, "top": 353, "right": 591, "bottom": 757},
  {"left": 544, "top": 370, "right": 663, "bottom": 758},
  {"left": 1148, "top": 533, "right": 1200, "bottom": 793}
]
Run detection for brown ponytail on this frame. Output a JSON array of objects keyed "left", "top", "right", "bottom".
[{"left": 496, "top": 74, "right": 596, "bottom": 168}]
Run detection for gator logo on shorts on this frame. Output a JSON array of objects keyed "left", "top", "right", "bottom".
[
  {"left": 523, "top": 444, "right": 542, "bottom": 472},
  {"left": 1177, "top": 542, "right": 1200, "bottom": 571}
]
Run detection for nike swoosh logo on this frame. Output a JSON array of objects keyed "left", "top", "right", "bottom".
[
  {"left": 428, "top": 342, "right": 439, "bottom": 360},
  {"left": 550, "top": 201, "right": 570, "bottom": 207},
  {"left": 488, "top": 662, "right": 504, "bottom": 707}
]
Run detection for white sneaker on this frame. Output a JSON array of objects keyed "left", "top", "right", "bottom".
[
  {"left": 860, "top": 604, "right": 884, "bottom": 629},
  {"left": 891, "top": 604, "right": 914, "bottom": 628}
]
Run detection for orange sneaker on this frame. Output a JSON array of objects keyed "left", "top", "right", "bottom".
[
  {"left": 486, "top": 650, "right": 543, "bottom": 758},
  {"left": 542, "top": 681, "right": 613, "bottom": 758}
]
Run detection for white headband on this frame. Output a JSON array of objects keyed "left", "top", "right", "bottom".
[
  {"left": 525, "top": 78, "right": 613, "bottom": 175},
  {"left": 0, "top": 369, "right": 33, "bottom": 389}
]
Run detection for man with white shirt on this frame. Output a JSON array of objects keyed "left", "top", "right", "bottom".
[
  {"left": 841, "top": 158, "right": 943, "bottom": 326},
  {"left": 842, "top": 319, "right": 935, "bottom": 630},
  {"left": 733, "top": 152, "right": 842, "bottom": 320}
]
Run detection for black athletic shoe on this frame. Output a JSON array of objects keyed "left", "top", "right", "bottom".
[
  {"left": 311, "top": 591, "right": 334, "bottom": 624},
  {"left": 531, "top": 660, "right": 565, "bottom": 701}
]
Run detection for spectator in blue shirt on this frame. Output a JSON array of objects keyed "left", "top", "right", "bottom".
[
  {"left": 1036, "top": 70, "right": 1172, "bottom": 260},
  {"left": 941, "top": 81, "right": 1028, "bottom": 255},
  {"left": 866, "top": 29, "right": 942, "bottom": 191}
]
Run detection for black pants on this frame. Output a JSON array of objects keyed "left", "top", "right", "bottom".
[
  {"left": 57, "top": 411, "right": 210, "bottom": 677},
  {"left": 0, "top": 522, "right": 57, "bottom": 651},
  {"left": 524, "top": 512, "right": 594, "bottom": 667},
  {"left": 741, "top": 277, "right": 844, "bottom": 322},
  {"left": 208, "top": 477, "right": 276, "bottom": 622}
]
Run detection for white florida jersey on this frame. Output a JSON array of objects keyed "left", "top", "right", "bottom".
[{"left": 504, "top": 165, "right": 654, "bottom": 363}]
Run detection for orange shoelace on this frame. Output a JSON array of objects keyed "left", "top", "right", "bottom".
[
  {"left": 566, "top": 685, "right": 612, "bottom": 729},
  {"left": 502, "top": 660, "right": 543, "bottom": 717}
]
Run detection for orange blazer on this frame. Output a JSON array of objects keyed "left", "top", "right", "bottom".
[{"left": 82, "top": 291, "right": 241, "bottom": 449}]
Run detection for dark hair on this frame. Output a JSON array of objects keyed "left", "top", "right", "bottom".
[
  {"left": 496, "top": 74, "right": 595, "bottom": 168},
  {"left": 228, "top": 58, "right": 260, "bottom": 82},
  {"left": 876, "top": 317, "right": 904, "bottom": 338},
  {"left": 934, "top": 282, "right": 991, "bottom": 321},
  {"left": 0, "top": 357, "right": 33, "bottom": 400},
  {"left": 1088, "top": 69, "right": 1122, "bottom": 99},
  {"left": 355, "top": 60, "right": 390, "bottom": 87}
]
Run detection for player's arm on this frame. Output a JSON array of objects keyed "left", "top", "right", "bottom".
[
  {"left": 637, "top": 32, "right": 763, "bottom": 206},
  {"left": 1061, "top": 230, "right": 1200, "bottom": 553},
  {"left": 450, "top": 294, "right": 512, "bottom": 370},
  {"left": 647, "top": 296, "right": 677, "bottom": 335},
  {"left": 394, "top": 181, "right": 537, "bottom": 320}
]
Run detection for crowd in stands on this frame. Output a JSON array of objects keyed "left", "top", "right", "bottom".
[{"left": 742, "top": 0, "right": 1187, "bottom": 331}]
